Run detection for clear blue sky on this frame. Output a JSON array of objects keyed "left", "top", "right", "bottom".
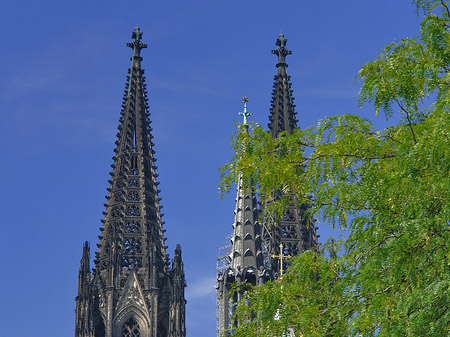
[{"left": 0, "top": 1, "right": 421, "bottom": 336}]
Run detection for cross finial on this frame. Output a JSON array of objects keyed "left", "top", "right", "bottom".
[
  {"left": 271, "top": 243, "right": 292, "bottom": 276},
  {"left": 272, "top": 33, "right": 292, "bottom": 68},
  {"left": 126, "top": 26, "right": 148, "bottom": 97},
  {"left": 126, "top": 26, "right": 148, "bottom": 59},
  {"left": 132, "top": 26, "right": 142, "bottom": 43},
  {"left": 278, "top": 33, "right": 285, "bottom": 47},
  {"left": 239, "top": 97, "right": 252, "bottom": 126}
]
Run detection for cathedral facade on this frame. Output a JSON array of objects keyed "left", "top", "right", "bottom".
[{"left": 74, "top": 27, "right": 186, "bottom": 337}]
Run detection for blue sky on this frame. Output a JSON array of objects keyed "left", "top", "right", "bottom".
[{"left": 0, "top": 1, "right": 422, "bottom": 336}]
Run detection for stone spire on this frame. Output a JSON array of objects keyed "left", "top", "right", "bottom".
[
  {"left": 268, "top": 33, "right": 298, "bottom": 138},
  {"left": 229, "top": 98, "right": 263, "bottom": 272},
  {"left": 94, "top": 24, "right": 164, "bottom": 293},
  {"left": 229, "top": 175, "right": 263, "bottom": 271},
  {"left": 216, "top": 99, "right": 270, "bottom": 337},
  {"left": 75, "top": 27, "right": 186, "bottom": 337},
  {"left": 261, "top": 34, "right": 318, "bottom": 279}
]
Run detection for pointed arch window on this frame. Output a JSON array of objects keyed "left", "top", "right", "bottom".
[{"left": 122, "top": 317, "right": 140, "bottom": 337}]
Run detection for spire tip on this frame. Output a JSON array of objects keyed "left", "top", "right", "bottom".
[
  {"left": 239, "top": 97, "right": 251, "bottom": 125},
  {"left": 272, "top": 33, "right": 292, "bottom": 67},
  {"left": 127, "top": 26, "right": 147, "bottom": 56}
]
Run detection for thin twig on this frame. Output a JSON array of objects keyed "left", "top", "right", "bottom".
[
  {"left": 395, "top": 98, "right": 417, "bottom": 144},
  {"left": 441, "top": 0, "right": 450, "bottom": 20}
]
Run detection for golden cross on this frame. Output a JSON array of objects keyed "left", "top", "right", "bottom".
[{"left": 271, "top": 243, "right": 291, "bottom": 276}]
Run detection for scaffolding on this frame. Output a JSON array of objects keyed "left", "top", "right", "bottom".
[
  {"left": 216, "top": 233, "right": 232, "bottom": 274},
  {"left": 216, "top": 234, "right": 232, "bottom": 336}
]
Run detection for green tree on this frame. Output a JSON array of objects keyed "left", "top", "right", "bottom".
[{"left": 220, "top": 1, "right": 450, "bottom": 336}]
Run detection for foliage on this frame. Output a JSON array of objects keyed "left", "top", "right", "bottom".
[{"left": 219, "top": 1, "right": 450, "bottom": 335}]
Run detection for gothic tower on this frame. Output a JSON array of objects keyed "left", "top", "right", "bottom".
[
  {"left": 75, "top": 27, "right": 186, "bottom": 337},
  {"left": 216, "top": 100, "right": 270, "bottom": 336},
  {"left": 261, "top": 33, "right": 318, "bottom": 277},
  {"left": 216, "top": 35, "right": 320, "bottom": 336}
]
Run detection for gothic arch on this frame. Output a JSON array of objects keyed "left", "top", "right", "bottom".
[
  {"left": 244, "top": 249, "right": 253, "bottom": 257},
  {"left": 114, "top": 307, "right": 150, "bottom": 337}
]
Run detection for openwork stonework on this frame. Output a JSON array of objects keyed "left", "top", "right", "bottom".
[
  {"left": 74, "top": 27, "right": 186, "bottom": 337},
  {"left": 122, "top": 317, "right": 140, "bottom": 337}
]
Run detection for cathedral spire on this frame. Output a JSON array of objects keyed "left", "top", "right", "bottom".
[
  {"left": 217, "top": 99, "right": 268, "bottom": 336},
  {"left": 263, "top": 34, "right": 318, "bottom": 279},
  {"left": 229, "top": 98, "right": 262, "bottom": 273},
  {"left": 75, "top": 27, "right": 185, "bottom": 337},
  {"left": 95, "top": 27, "right": 166, "bottom": 287},
  {"left": 268, "top": 33, "right": 298, "bottom": 138}
]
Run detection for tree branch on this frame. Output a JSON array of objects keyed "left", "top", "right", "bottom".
[
  {"left": 441, "top": 0, "right": 450, "bottom": 20},
  {"left": 395, "top": 98, "right": 417, "bottom": 144}
]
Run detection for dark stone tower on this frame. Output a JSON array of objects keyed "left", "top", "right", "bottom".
[
  {"left": 216, "top": 100, "right": 271, "bottom": 336},
  {"left": 261, "top": 33, "right": 318, "bottom": 277},
  {"left": 216, "top": 35, "right": 320, "bottom": 336},
  {"left": 75, "top": 27, "right": 186, "bottom": 337}
]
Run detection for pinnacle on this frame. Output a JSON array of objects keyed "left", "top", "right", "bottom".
[
  {"left": 239, "top": 96, "right": 252, "bottom": 126},
  {"left": 126, "top": 26, "right": 148, "bottom": 66},
  {"left": 127, "top": 26, "right": 147, "bottom": 52},
  {"left": 272, "top": 33, "right": 292, "bottom": 68},
  {"left": 268, "top": 33, "right": 297, "bottom": 137}
]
